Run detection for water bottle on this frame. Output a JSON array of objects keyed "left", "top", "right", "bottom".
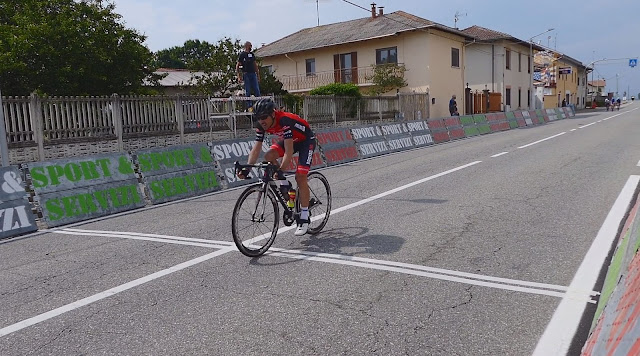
[
  {"left": 278, "top": 179, "right": 291, "bottom": 200},
  {"left": 287, "top": 188, "right": 296, "bottom": 209}
]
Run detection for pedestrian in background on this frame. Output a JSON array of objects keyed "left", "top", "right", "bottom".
[
  {"left": 236, "top": 41, "right": 261, "bottom": 108},
  {"left": 449, "top": 94, "right": 459, "bottom": 116}
]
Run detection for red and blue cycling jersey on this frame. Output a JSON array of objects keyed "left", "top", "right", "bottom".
[{"left": 255, "top": 111, "right": 313, "bottom": 143}]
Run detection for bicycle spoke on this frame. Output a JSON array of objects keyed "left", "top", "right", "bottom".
[{"left": 232, "top": 185, "right": 280, "bottom": 257}]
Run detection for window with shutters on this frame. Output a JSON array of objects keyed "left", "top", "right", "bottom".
[{"left": 333, "top": 52, "right": 358, "bottom": 83}]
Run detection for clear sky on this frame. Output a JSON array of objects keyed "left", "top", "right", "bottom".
[{"left": 111, "top": 0, "right": 640, "bottom": 98}]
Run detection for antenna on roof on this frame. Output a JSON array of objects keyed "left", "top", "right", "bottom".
[
  {"left": 454, "top": 11, "right": 467, "bottom": 29},
  {"left": 307, "top": 0, "right": 328, "bottom": 26}
]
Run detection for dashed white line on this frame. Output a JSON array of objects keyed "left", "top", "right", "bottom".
[
  {"left": 579, "top": 121, "right": 598, "bottom": 129},
  {"left": 491, "top": 152, "right": 509, "bottom": 158},
  {"left": 518, "top": 132, "right": 567, "bottom": 149}
]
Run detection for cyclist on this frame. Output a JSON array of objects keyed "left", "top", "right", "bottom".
[{"left": 238, "top": 98, "right": 316, "bottom": 236}]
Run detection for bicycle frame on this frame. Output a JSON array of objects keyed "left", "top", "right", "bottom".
[
  {"left": 235, "top": 161, "right": 299, "bottom": 221},
  {"left": 232, "top": 160, "right": 331, "bottom": 257}
]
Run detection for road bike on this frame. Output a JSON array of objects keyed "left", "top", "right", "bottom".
[{"left": 231, "top": 161, "right": 331, "bottom": 257}]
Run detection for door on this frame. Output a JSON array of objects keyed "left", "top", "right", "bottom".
[{"left": 333, "top": 52, "right": 358, "bottom": 84}]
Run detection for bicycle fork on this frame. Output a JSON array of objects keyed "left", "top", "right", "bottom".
[{"left": 250, "top": 184, "right": 270, "bottom": 223}]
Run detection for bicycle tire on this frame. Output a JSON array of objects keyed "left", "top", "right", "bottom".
[
  {"left": 232, "top": 185, "right": 280, "bottom": 257},
  {"left": 305, "top": 172, "right": 331, "bottom": 234}
]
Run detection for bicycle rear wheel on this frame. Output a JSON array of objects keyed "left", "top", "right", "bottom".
[
  {"left": 305, "top": 172, "right": 331, "bottom": 234},
  {"left": 232, "top": 185, "right": 279, "bottom": 257}
]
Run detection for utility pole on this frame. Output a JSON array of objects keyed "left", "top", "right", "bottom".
[
  {"left": 529, "top": 28, "right": 555, "bottom": 110},
  {"left": 0, "top": 86, "right": 9, "bottom": 166}
]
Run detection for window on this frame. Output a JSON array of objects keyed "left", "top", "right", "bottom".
[
  {"left": 451, "top": 48, "right": 460, "bottom": 68},
  {"left": 262, "top": 65, "right": 273, "bottom": 74},
  {"left": 528, "top": 89, "right": 531, "bottom": 107},
  {"left": 376, "top": 47, "right": 397, "bottom": 64},
  {"left": 528, "top": 56, "right": 530, "bottom": 73},
  {"left": 505, "top": 49, "right": 511, "bottom": 70},
  {"left": 506, "top": 88, "right": 512, "bottom": 106},
  {"left": 518, "top": 88, "right": 522, "bottom": 108},
  {"left": 305, "top": 58, "right": 315, "bottom": 76},
  {"left": 334, "top": 52, "right": 357, "bottom": 83},
  {"left": 518, "top": 53, "right": 522, "bottom": 72}
]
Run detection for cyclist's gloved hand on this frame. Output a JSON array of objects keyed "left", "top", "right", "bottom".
[
  {"left": 273, "top": 169, "right": 286, "bottom": 181},
  {"left": 237, "top": 167, "right": 251, "bottom": 179}
]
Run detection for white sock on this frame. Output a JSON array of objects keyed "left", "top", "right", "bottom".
[{"left": 300, "top": 207, "right": 309, "bottom": 221}]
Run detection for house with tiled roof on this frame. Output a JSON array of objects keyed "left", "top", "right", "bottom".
[
  {"left": 533, "top": 50, "right": 588, "bottom": 109},
  {"left": 461, "top": 25, "right": 546, "bottom": 111},
  {"left": 150, "top": 68, "right": 207, "bottom": 95},
  {"left": 255, "top": 4, "right": 474, "bottom": 118},
  {"left": 587, "top": 79, "right": 606, "bottom": 99}
]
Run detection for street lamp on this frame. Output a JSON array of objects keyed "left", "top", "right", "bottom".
[{"left": 529, "top": 28, "right": 554, "bottom": 110}]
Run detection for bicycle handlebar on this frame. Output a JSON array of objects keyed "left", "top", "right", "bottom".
[{"left": 234, "top": 161, "right": 280, "bottom": 180}]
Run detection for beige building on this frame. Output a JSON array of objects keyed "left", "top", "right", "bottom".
[
  {"left": 461, "top": 26, "right": 545, "bottom": 111},
  {"left": 534, "top": 51, "right": 588, "bottom": 109},
  {"left": 255, "top": 4, "right": 474, "bottom": 118}
]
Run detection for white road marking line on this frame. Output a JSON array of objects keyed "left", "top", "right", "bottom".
[
  {"left": 491, "top": 152, "right": 509, "bottom": 158},
  {"left": 330, "top": 161, "right": 483, "bottom": 216},
  {"left": 59, "top": 228, "right": 598, "bottom": 297},
  {"left": 598, "top": 108, "right": 636, "bottom": 122},
  {"left": 570, "top": 129, "right": 577, "bottom": 132},
  {"left": 55, "top": 230, "right": 231, "bottom": 249},
  {"left": 579, "top": 121, "right": 598, "bottom": 128},
  {"left": 1, "top": 161, "right": 482, "bottom": 337},
  {"left": 0, "top": 246, "right": 235, "bottom": 338},
  {"left": 266, "top": 251, "right": 585, "bottom": 300},
  {"left": 637, "top": 160, "right": 640, "bottom": 167},
  {"left": 532, "top": 175, "right": 640, "bottom": 356},
  {"left": 518, "top": 132, "right": 566, "bottom": 149}
]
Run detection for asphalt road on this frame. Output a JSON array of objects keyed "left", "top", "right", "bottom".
[{"left": 1, "top": 105, "right": 639, "bottom": 355}]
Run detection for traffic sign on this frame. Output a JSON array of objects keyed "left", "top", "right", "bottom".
[{"left": 630, "top": 59, "right": 637, "bottom": 67}]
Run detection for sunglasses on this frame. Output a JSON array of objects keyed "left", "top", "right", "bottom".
[{"left": 256, "top": 115, "right": 270, "bottom": 121}]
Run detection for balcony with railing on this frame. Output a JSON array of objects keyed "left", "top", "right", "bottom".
[{"left": 278, "top": 65, "right": 376, "bottom": 93}]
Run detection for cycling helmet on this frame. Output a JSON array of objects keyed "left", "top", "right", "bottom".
[{"left": 252, "top": 98, "right": 276, "bottom": 119}]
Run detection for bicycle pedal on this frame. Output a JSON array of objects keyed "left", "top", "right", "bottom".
[
  {"left": 309, "top": 198, "right": 319, "bottom": 209},
  {"left": 283, "top": 212, "right": 295, "bottom": 226}
]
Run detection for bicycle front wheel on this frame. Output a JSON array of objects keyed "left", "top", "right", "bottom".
[
  {"left": 305, "top": 172, "right": 331, "bottom": 234},
  {"left": 232, "top": 185, "right": 280, "bottom": 257}
]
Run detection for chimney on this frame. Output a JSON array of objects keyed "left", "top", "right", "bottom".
[
  {"left": 379, "top": 7, "right": 384, "bottom": 16},
  {"left": 371, "top": 3, "right": 377, "bottom": 18}
]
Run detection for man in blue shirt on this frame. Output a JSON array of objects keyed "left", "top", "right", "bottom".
[
  {"left": 449, "top": 94, "right": 459, "bottom": 116},
  {"left": 236, "top": 41, "right": 261, "bottom": 103}
]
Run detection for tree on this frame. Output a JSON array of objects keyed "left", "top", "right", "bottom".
[
  {"left": 0, "top": 0, "right": 158, "bottom": 96},
  {"left": 259, "top": 68, "right": 287, "bottom": 96},
  {"left": 186, "top": 37, "right": 243, "bottom": 96},
  {"left": 366, "top": 63, "right": 408, "bottom": 95},
  {"left": 153, "top": 40, "right": 217, "bottom": 70}
]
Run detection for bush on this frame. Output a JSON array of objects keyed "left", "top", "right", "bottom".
[{"left": 309, "top": 83, "right": 362, "bottom": 98}]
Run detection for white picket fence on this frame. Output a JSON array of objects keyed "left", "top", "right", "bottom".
[{"left": 1, "top": 93, "right": 429, "bottom": 148}]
